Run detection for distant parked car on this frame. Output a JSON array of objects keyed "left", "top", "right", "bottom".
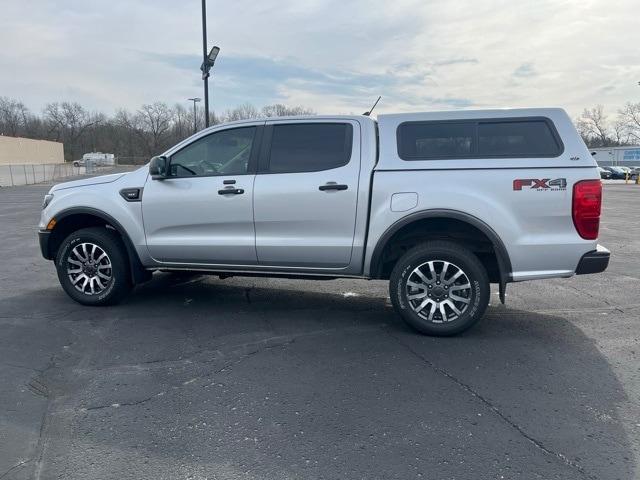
[
  {"left": 82, "top": 152, "right": 115, "bottom": 167},
  {"left": 603, "top": 166, "right": 627, "bottom": 179},
  {"left": 619, "top": 166, "right": 633, "bottom": 178},
  {"left": 597, "top": 167, "right": 611, "bottom": 179},
  {"left": 72, "top": 160, "right": 85, "bottom": 168}
]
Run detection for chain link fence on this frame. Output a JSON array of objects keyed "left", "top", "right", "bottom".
[
  {"left": 0, "top": 163, "right": 83, "bottom": 187},
  {"left": 0, "top": 163, "right": 135, "bottom": 187}
]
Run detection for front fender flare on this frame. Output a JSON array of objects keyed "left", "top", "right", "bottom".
[{"left": 49, "top": 207, "right": 150, "bottom": 285}]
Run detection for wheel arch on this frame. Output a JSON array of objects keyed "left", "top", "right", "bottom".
[
  {"left": 368, "top": 209, "right": 512, "bottom": 299},
  {"left": 46, "top": 207, "right": 149, "bottom": 284}
]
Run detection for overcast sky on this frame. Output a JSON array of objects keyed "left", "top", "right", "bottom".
[{"left": 1, "top": 0, "right": 638, "bottom": 117}]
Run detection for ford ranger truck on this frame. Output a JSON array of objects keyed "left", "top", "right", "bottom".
[{"left": 38, "top": 108, "right": 610, "bottom": 336}]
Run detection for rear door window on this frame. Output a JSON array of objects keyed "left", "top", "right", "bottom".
[{"left": 267, "top": 123, "right": 353, "bottom": 173}]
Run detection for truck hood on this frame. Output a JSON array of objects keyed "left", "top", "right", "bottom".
[{"left": 50, "top": 173, "right": 127, "bottom": 192}]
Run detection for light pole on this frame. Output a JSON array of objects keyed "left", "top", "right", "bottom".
[
  {"left": 187, "top": 97, "right": 201, "bottom": 133},
  {"left": 200, "top": 0, "right": 220, "bottom": 128}
]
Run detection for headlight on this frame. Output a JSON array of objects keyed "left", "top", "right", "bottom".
[{"left": 42, "top": 194, "right": 54, "bottom": 209}]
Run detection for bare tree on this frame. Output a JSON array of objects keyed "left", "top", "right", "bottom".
[
  {"left": 218, "top": 103, "right": 314, "bottom": 123},
  {"left": 612, "top": 119, "right": 631, "bottom": 146},
  {"left": 172, "top": 103, "right": 192, "bottom": 139},
  {"left": 261, "top": 104, "right": 315, "bottom": 117},
  {"left": 222, "top": 103, "right": 260, "bottom": 122},
  {"left": 136, "top": 102, "right": 173, "bottom": 155},
  {"left": 43, "top": 102, "right": 101, "bottom": 160},
  {"left": 0, "top": 97, "right": 30, "bottom": 136},
  {"left": 576, "top": 105, "right": 611, "bottom": 147},
  {"left": 618, "top": 102, "right": 640, "bottom": 143},
  {"left": 112, "top": 109, "right": 144, "bottom": 159}
]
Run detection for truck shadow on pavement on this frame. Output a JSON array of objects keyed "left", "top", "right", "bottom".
[{"left": 1, "top": 273, "right": 636, "bottom": 479}]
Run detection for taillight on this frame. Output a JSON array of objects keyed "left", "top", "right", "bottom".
[{"left": 572, "top": 180, "right": 602, "bottom": 240}]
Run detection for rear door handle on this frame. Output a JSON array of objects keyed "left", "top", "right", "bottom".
[
  {"left": 319, "top": 183, "right": 348, "bottom": 191},
  {"left": 218, "top": 188, "right": 244, "bottom": 195}
]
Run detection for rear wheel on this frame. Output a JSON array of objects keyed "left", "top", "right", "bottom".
[
  {"left": 55, "top": 227, "right": 132, "bottom": 306},
  {"left": 389, "top": 241, "right": 490, "bottom": 336}
]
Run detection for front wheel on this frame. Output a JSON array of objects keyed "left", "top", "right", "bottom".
[
  {"left": 55, "top": 227, "right": 132, "bottom": 306},
  {"left": 389, "top": 241, "right": 490, "bottom": 336}
]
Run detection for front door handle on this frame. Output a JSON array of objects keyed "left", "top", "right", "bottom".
[
  {"left": 218, "top": 188, "right": 244, "bottom": 195},
  {"left": 319, "top": 183, "right": 348, "bottom": 191}
]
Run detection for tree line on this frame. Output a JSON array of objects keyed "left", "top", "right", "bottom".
[
  {"left": 2, "top": 96, "right": 640, "bottom": 162},
  {"left": 0, "top": 97, "right": 314, "bottom": 162},
  {"left": 576, "top": 103, "right": 640, "bottom": 148}
]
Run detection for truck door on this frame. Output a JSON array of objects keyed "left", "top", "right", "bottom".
[
  {"left": 142, "top": 124, "right": 261, "bottom": 265},
  {"left": 253, "top": 120, "right": 361, "bottom": 269}
]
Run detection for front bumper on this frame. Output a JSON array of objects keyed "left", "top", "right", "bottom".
[
  {"left": 39, "top": 230, "right": 52, "bottom": 260},
  {"left": 576, "top": 245, "right": 610, "bottom": 275}
]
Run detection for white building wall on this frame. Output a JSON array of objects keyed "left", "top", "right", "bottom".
[
  {"left": 589, "top": 146, "right": 640, "bottom": 166},
  {"left": 0, "top": 136, "right": 64, "bottom": 165}
]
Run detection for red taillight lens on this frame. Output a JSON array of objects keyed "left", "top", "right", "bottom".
[{"left": 572, "top": 180, "right": 602, "bottom": 240}]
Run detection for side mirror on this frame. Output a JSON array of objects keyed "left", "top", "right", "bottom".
[{"left": 149, "top": 156, "right": 167, "bottom": 180}]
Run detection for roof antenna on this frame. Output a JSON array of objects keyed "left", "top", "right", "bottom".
[{"left": 363, "top": 96, "right": 381, "bottom": 116}]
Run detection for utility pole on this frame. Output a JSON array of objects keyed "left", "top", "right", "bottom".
[
  {"left": 200, "top": 1, "right": 220, "bottom": 128},
  {"left": 187, "top": 98, "right": 201, "bottom": 133},
  {"left": 201, "top": 0, "right": 209, "bottom": 127}
]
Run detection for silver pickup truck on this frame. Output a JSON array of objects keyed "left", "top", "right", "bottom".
[{"left": 38, "top": 108, "right": 609, "bottom": 335}]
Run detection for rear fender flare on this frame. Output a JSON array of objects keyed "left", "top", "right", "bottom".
[{"left": 368, "top": 209, "right": 512, "bottom": 291}]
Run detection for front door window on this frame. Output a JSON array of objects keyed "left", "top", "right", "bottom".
[{"left": 169, "top": 127, "right": 256, "bottom": 177}]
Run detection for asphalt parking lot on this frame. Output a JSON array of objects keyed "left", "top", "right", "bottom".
[{"left": 1, "top": 182, "right": 639, "bottom": 480}]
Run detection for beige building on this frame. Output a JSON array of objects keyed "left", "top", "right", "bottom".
[{"left": 0, "top": 136, "right": 64, "bottom": 165}]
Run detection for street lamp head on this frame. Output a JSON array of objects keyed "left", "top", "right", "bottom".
[
  {"left": 200, "top": 47, "right": 220, "bottom": 78},
  {"left": 208, "top": 46, "right": 220, "bottom": 64},
  {"left": 187, "top": 97, "right": 202, "bottom": 103}
]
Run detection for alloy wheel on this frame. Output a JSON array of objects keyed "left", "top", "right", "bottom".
[
  {"left": 66, "top": 242, "right": 113, "bottom": 295},
  {"left": 405, "top": 260, "right": 472, "bottom": 323}
]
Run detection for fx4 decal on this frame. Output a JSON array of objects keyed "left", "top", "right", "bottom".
[{"left": 513, "top": 178, "right": 567, "bottom": 191}]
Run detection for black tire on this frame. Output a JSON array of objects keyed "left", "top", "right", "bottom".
[
  {"left": 389, "top": 241, "right": 490, "bottom": 336},
  {"left": 55, "top": 227, "right": 132, "bottom": 306}
]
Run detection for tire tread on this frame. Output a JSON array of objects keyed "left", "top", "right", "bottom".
[
  {"left": 389, "top": 240, "right": 490, "bottom": 336},
  {"left": 55, "top": 227, "right": 132, "bottom": 306}
]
